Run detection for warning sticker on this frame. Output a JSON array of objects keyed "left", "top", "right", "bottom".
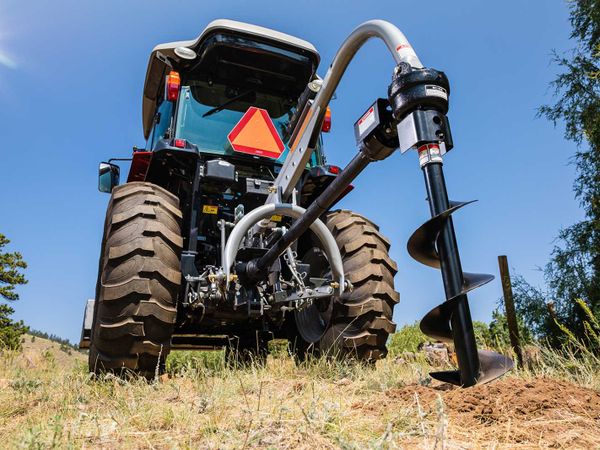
[
  {"left": 425, "top": 85, "right": 448, "bottom": 100},
  {"left": 202, "top": 205, "right": 218, "bottom": 215},
  {"left": 395, "top": 43, "right": 415, "bottom": 60},
  {"left": 357, "top": 106, "right": 375, "bottom": 137}
]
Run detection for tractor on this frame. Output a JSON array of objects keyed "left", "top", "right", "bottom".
[{"left": 80, "top": 19, "right": 512, "bottom": 387}]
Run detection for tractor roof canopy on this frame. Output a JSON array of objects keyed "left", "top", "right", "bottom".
[{"left": 142, "top": 19, "right": 320, "bottom": 139}]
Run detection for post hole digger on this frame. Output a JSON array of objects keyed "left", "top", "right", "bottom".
[{"left": 81, "top": 19, "right": 513, "bottom": 387}]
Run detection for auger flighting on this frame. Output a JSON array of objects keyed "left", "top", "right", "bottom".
[{"left": 389, "top": 64, "right": 513, "bottom": 386}]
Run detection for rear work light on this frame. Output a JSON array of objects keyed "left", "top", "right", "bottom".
[
  {"left": 322, "top": 106, "right": 332, "bottom": 132},
  {"left": 166, "top": 71, "right": 181, "bottom": 102}
]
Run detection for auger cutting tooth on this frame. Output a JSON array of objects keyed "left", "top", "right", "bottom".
[
  {"left": 409, "top": 198, "right": 513, "bottom": 386},
  {"left": 429, "top": 369, "right": 462, "bottom": 385}
]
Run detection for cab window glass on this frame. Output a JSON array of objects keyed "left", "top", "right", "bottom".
[{"left": 150, "top": 100, "right": 173, "bottom": 149}]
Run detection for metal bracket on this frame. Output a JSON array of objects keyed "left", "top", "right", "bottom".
[{"left": 397, "top": 109, "right": 453, "bottom": 154}]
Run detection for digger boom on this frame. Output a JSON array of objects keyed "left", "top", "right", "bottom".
[{"left": 232, "top": 19, "right": 513, "bottom": 386}]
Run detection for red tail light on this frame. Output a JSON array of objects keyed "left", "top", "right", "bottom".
[
  {"left": 322, "top": 106, "right": 332, "bottom": 132},
  {"left": 327, "top": 165, "right": 341, "bottom": 174},
  {"left": 174, "top": 138, "right": 186, "bottom": 148},
  {"left": 166, "top": 71, "right": 180, "bottom": 102},
  {"left": 127, "top": 152, "right": 152, "bottom": 182}
]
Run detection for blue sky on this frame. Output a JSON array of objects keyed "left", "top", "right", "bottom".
[{"left": 0, "top": 0, "right": 582, "bottom": 344}]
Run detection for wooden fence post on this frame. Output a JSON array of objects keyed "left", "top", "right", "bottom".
[{"left": 498, "top": 255, "right": 524, "bottom": 368}]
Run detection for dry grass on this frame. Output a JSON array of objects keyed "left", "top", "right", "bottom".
[{"left": 1, "top": 336, "right": 599, "bottom": 449}]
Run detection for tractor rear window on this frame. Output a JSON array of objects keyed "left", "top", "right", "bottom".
[{"left": 175, "top": 82, "right": 321, "bottom": 165}]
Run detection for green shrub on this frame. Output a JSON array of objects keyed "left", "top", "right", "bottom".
[
  {"left": 387, "top": 322, "right": 428, "bottom": 355},
  {"left": 166, "top": 350, "right": 225, "bottom": 375},
  {"left": 268, "top": 339, "right": 289, "bottom": 358},
  {"left": 489, "top": 309, "right": 533, "bottom": 349}
]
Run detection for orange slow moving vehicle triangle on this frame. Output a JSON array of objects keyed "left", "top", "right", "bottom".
[{"left": 227, "top": 107, "right": 285, "bottom": 159}]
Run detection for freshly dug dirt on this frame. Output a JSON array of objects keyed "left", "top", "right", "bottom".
[{"left": 384, "top": 378, "right": 600, "bottom": 448}]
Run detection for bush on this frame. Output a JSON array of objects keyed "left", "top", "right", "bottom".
[
  {"left": 166, "top": 350, "right": 225, "bottom": 375},
  {"left": 387, "top": 322, "right": 428, "bottom": 355},
  {"left": 489, "top": 309, "right": 533, "bottom": 349}
]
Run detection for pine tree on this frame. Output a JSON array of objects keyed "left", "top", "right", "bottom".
[
  {"left": 0, "top": 233, "right": 28, "bottom": 349},
  {"left": 0, "top": 304, "right": 28, "bottom": 350},
  {"left": 0, "top": 233, "right": 27, "bottom": 301}
]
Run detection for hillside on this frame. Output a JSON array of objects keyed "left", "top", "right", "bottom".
[{"left": 0, "top": 336, "right": 599, "bottom": 448}]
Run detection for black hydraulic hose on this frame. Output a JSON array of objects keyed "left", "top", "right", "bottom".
[
  {"left": 422, "top": 162, "right": 479, "bottom": 387},
  {"left": 253, "top": 151, "right": 371, "bottom": 275}
]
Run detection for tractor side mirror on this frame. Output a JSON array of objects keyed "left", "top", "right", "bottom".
[{"left": 98, "top": 162, "right": 120, "bottom": 193}]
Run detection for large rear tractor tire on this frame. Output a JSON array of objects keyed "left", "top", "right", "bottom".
[
  {"left": 88, "top": 182, "right": 183, "bottom": 378},
  {"left": 292, "top": 210, "right": 399, "bottom": 362}
]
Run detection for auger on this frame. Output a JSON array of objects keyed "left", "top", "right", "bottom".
[
  {"left": 387, "top": 62, "right": 515, "bottom": 386},
  {"left": 82, "top": 19, "right": 513, "bottom": 385}
]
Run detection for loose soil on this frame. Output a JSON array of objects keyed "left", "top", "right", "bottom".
[{"left": 377, "top": 378, "right": 600, "bottom": 448}]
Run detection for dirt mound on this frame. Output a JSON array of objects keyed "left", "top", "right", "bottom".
[{"left": 386, "top": 378, "right": 600, "bottom": 447}]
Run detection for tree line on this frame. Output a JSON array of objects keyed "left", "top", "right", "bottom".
[{"left": 513, "top": 0, "right": 600, "bottom": 350}]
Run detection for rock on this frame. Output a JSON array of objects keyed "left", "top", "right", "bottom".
[
  {"left": 421, "top": 342, "right": 450, "bottom": 367},
  {"left": 336, "top": 377, "right": 351, "bottom": 386}
]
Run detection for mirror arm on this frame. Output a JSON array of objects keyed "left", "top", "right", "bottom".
[{"left": 108, "top": 158, "right": 133, "bottom": 163}]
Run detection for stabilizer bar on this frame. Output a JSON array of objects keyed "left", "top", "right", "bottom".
[{"left": 223, "top": 203, "right": 345, "bottom": 292}]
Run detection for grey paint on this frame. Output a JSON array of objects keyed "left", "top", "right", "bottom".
[{"left": 266, "top": 19, "right": 423, "bottom": 203}]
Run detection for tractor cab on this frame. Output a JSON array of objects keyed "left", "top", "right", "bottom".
[{"left": 141, "top": 20, "right": 322, "bottom": 165}]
